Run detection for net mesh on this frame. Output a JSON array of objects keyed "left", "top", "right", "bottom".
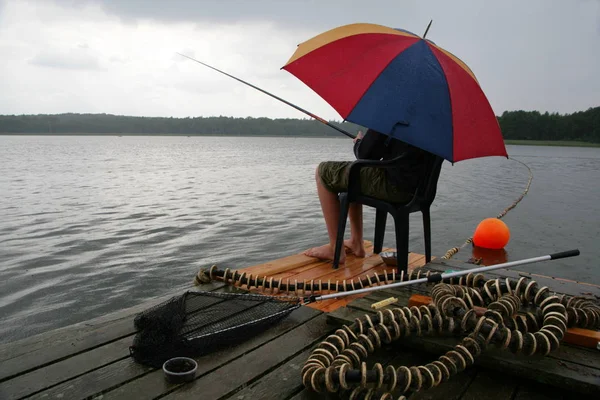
[{"left": 129, "top": 290, "right": 301, "bottom": 368}]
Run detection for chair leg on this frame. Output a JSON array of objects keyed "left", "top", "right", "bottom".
[
  {"left": 394, "top": 212, "right": 410, "bottom": 274},
  {"left": 333, "top": 194, "right": 350, "bottom": 269},
  {"left": 422, "top": 207, "right": 431, "bottom": 263},
  {"left": 373, "top": 209, "right": 387, "bottom": 254}
]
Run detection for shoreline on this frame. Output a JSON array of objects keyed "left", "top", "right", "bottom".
[
  {"left": 504, "top": 139, "right": 600, "bottom": 148},
  {"left": 1, "top": 133, "right": 599, "bottom": 147}
]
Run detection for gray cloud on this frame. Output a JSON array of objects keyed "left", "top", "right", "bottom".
[
  {"left": 45, "top": 0, "right": 375, "bottom": 28},
  {"left": 29, "top": 51, "right": 102, "bottom": 70},
  {"left": 1, "top": 0, "right": 598, "bottom": 118}
]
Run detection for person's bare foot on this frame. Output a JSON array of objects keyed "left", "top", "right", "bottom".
[
  {"left": 304, "top": 244, "right": 345, "bottom": 264},
  {"left": 344, "top": 239, "right": 366, "bottom": 258}
]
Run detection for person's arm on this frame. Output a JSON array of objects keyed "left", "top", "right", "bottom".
[{"left": 353, "top": 129, "right": 386, "bottom": 160}]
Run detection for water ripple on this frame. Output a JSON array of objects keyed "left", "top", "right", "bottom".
[{"left": 0, "top": 136, "right": 598, "bottom": 345}]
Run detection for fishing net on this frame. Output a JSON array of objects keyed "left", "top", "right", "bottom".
[{"left": 129, "top": 290, "right": 301, "bottom": 368}]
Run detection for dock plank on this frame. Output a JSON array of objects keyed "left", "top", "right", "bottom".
[
  {"left": 0, "top": 336, "right": 131, "bottom": 400},
  {"left": 286, "top": 389, "right": 326, "bottom": 400},
  {"left": 223, "top": 348, "right": 312, "bottom": 400},
  {"left": 162, "top": 313, "right": 333, "bottom": 400},
  {"left": 460, "top": 370, "right": 518, "bottom": 400},
  {"left": 26, "top": 356, "right": 152, "bottom": 400},
  {"left": 0, "top": 282, "right": 219, "bottom": 362},
  {"left": 513, "top": 381, "right": 568, "bottom": 400},
  {"left": 101, "top": 306, "right": 321, "bottom": 400},
  {"left": 230, "top": 338, "right": 413, "bottom": 400},
  {"left": 0, "top": 282, "right": 224, "bottom": 383}
]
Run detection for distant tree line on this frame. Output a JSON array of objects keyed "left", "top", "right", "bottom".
[
  {"left": 0, "top": 107, "right": 598, "bottom": 142},
  {"left": 498, "top": 107, "right": 599, "bottom": 143},
  {"left": 0, "top": 113, "right": 362, "bottom": 138}
]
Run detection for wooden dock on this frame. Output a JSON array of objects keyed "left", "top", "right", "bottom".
[{"left": 0, "top": 248, "right": 598, "bottom": 400}]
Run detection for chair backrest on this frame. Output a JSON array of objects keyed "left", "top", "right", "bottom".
[{"left": 413, "top": 154, "right": 444, "bottom": 207}]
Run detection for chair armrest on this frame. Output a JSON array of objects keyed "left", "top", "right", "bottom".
[{"left": 346, "top": 153, "right": 410, "bottom": 198}]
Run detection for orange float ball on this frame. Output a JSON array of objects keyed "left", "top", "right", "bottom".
[{"left": 472, "top": 218, "right": 510, "bottom": 250}]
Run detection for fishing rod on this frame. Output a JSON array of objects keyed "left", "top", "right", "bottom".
[
  {"left": 306, "top": 249, "right": 580, "bottom": 303},
  {"left": 176, "top": 53, "right": 356, "bottom": 139}
]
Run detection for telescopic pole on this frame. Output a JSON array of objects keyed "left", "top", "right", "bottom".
[
  {"left": 177, "top": 53, "right": 356, "bottom": 139},
  {"left": 308, "top": 249, "right": 580, "bottom": 302}
]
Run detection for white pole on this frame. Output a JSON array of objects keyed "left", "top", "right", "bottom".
[{"left": 309, "top": 249, "right": 579, "bottom": 302}]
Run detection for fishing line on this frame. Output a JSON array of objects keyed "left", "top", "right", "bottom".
[
  {"left": 441, "top": 157, "right": 533, "bottom": 260},
  {"left": 176, "top": 53, "right": 356, "bottom": 139}
]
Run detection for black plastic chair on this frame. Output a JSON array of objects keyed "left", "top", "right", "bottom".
[{"left": 332, "top": 153, "right": 444, "bottom": 273}]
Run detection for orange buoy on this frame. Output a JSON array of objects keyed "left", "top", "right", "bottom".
[{"left": 472, "top": 218, "right": 510, "bottom": 250}]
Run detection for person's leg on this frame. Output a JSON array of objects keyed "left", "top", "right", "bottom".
[
  {"left": 344, "top": 203, "right": 366, "bottom": 257},
  {"left": 304, "top": 166, "right": 346, "bottom": 263}
]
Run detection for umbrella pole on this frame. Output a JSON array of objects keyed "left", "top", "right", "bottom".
[
  {"left": 306, "top": 249, "right": 580, "bottom": 302},
  {"left": 423, "top": 19, "right": 433, "bottom": 39},
  {"left": 176, "top": 53, "right": 356, "bottom": 139}
]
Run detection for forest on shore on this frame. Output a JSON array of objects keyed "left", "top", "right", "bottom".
[{"left": 0, "top": 106, "right": 598, "bottom": 143}]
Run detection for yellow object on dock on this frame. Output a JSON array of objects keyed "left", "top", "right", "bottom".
[{"left": 371, "top": 296, "right": 399, "bottom": 309}]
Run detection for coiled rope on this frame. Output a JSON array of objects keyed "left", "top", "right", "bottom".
[
  {"left": 301, "top": 277, "right": 600, "bottom": 399},
  {"left": 197, "top": 264, "right": 446, "bottom": 296},
  {"left": 441, "top": 158, "right": 533, "bottom": 260}
]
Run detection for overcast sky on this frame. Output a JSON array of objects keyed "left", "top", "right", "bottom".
[{"left": 0, "top": 0, "right": 598, "bottom": 120}]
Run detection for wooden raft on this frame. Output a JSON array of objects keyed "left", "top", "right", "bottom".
[{"left": 237, "top": 242, "right": 427, "bottom": 312}]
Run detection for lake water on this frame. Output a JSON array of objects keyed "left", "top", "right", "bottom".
[{"left": 0, "top": 135, "right": 599, "bottom": 344}]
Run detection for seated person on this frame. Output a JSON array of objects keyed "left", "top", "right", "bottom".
[{"left": 304, "top": 128, "right": 429, "bottom": 265}]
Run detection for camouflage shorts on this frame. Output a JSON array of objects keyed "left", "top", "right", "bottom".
[{"left": 317, "top": 161, "right": 412, "bottom": 203}]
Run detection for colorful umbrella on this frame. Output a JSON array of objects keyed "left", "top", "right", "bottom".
[{"left": 282, "top": 23, "right": 508, "bottom": 163}]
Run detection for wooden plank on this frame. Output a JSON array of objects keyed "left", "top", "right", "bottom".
[
  {"left": 329, "top": 303, "right": 600, "bottom": 395},
  {"left": 162, "top": 313, "right": 333, "bottom": 400},
  {"left": 0, "top": 283, "right": 225, "bottom": 383},
  {"left": 0, "top": 336, "right": 132, "bottom": 399},
  {"left": 409, "top": 362, "right": 476, "bottom": 400},
  {"left": 513, "top": 381, "right": 569, "bottom": 400},
  {"left": 240, "top": 243, "right": 428, "bottom": 288},
  {"left": 230, "top": 336, "right": 412, "bottom": 400},
  {"left": 0, "top": 282, "right": 218, "bottom": 362},
  {"left": 460, "top": 370, "right": 518, "bottom": 400},
  {"left": 300, "top": 253, "right": 427, "bottom": 312},
  {"left": 26, "top": 356, "right": 152, "bottom": 400},
  {"left": 239, "top": 247, "right": 388, "bottom": 313},
  {"left": 302, "top": 253, "right": 401, "bottom": 312},
  {"left": 310, "top": 252, "right": 429, "bottom": 312},
  {"left": 3, "top": 285, "right": 240, "bottom": 399},
  {"left": 236, "top": 254, "right": 324, "bottom": 277},
  {"left": 239, "top": 241, "right": 376, "bottom": 277},
  {"left": 222, "top": 347, "right": 314, "bottom": 400},
  {"left": 286, "top": 389, "right": 327, "bottom": 400},
  {"left": 100, "top": 306, "right": 321, "bottom": 400},
  {"left": 235, "top": 244, "right": 429, "bottom": 313}
]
